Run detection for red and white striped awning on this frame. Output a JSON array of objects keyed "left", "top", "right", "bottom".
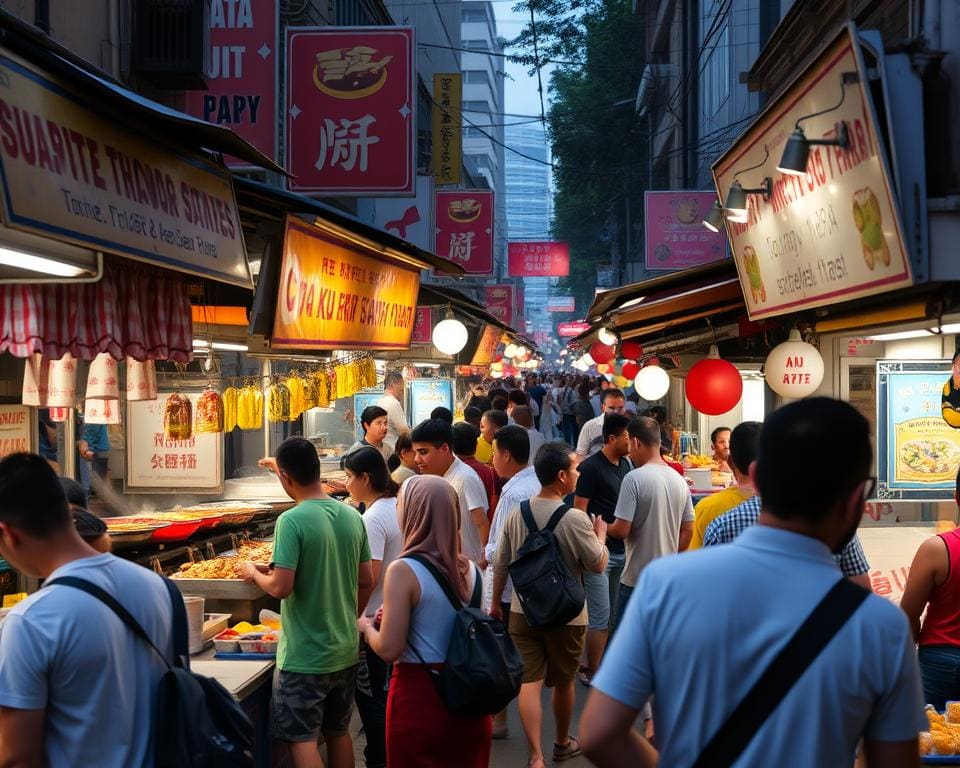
[{"left": 0, "top": 259, "right": 193, "bottom": 363}]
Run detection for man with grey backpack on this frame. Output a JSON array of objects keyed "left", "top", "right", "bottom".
[{"left": 492, "top": 441, "right": 608, "bottom": 768}]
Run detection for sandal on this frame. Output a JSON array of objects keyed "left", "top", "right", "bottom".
[
  {"left": 553, "top": 737, "right": 582, "bottom": 762},
  {"left": 576, "top": 667, "right": 592, "bottom": 686}
]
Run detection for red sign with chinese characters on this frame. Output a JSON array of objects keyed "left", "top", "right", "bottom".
[
  {"left": 508, "top": 241, "right": 570, "bottom": 277},
  {"left": 411, "top": 306, "right": 432, "bottom": 343},
  {"left": 435, "top": 190, "right": 494, "bottom": 275},
  {"left": 286, "top": 27, "right": 415, "bottom": 195},
  {"left": 484, "top": 284, "right": 514, "bottom": 328},
  {"left": 184, "top": 0, "right": 279, "bottom": 166},
  {"left": 558, "top": 321, "right": 590, "bottom": 338}
]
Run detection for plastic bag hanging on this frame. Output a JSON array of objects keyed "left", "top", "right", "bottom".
[{"left": 163, "top": 392, "right": 193, "bottom": 440}]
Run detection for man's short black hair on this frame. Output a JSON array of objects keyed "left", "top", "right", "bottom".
[
  {"left": 411, "top": 419, "right": 454, "bottom": 449},
  {"left": 452, "top": 422, "right": 480, "bottom": 456},
  {"left": 512, "top": 405, "right": 533, "bottom": 428},
  {"left": 627, "top": 416, "right": 661, "bottom": 447},
  {"left": 464, "top": 406, "right": 482, "bottom": 422},
  {"left": 711, "top": 426, "right": 731, "bottom": 445},
  {"left": 602, "top": 413, "right": 631, "bottom": 441},
  {"left": 601, "top": 388, "right": 625, "bottom": 404},
  {"left": 277, "top": 437, "right": 321, "bottom": 486},
  {"left": 482, "top": 409, "right": 508, "bottom": 428},
  {"left": 488, "top": 387, "right": 509, "bottom": 402},
  {"left": 492, "top": 396, "right": 508, "bottom": 412},
  {"left": 493, "top": 424, "right": 530, "bottom": 466},
  {"left": 507, "top": 390, "right": 528, "bottom": 406},
  {"left": 729, "top": 421, "right": 762, "bottom": 475},
  {"left": 534, "top": 441, "right": 574, "bottom": 486},
  {"left": 756, "top": 398, "right": 871, "bottom": 522},
  {"left": 361, "top": 405, "right": 388, "bottom": 429},
  {"left": 643, "top": 405, "right": 666, "bottom": 424},
  {"left": 59, "top": 477, "right": 87, "bottom": 508},
  {"left": 0, "top": 453, "right": 71, "bottom": 537},
  {"left": 430, "top": 406, "right": 454, "bottom": 424}
]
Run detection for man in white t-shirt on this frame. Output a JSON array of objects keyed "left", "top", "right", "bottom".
[
  {"left": 0, "top": 453, "right": 174, "bottom": 768},
  {"left": 376, "top": 371, "right": 410, "bottom": 454},
  {"left": 576, "top": 389, "right": 626, "bottom": 458},
  {"left": 411, "top": 418, "right": 489, "bottom": 562}
]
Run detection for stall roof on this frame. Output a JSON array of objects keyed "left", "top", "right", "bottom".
[
  {"left": 0, "top": 7, "right": 283, "bottom": 174},
  {"left": 234, "top": 178, "right": 465, "bottom": 276},
  {"left": 418, "top": 284, "right": 516, "bottom": 334}
]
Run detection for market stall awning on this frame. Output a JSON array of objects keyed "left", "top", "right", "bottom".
[{"left": 417, "top": 284, "right": 516, "bottom": 333}]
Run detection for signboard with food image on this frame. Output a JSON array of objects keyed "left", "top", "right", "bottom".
[
  {"left": 877, "top": 360, "right": 960, "bottom": 501},
  {"left": 711, "top": 25, "right": 912, "bottom": 320},
  {"left": 644, "top": 191, "right": 726, "bottom": 271},
  {"left": 434, "top": 190, "right": 494, "bottom": 275}
]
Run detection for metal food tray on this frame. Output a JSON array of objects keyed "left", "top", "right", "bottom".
[
  {"left": 923, "top": 758, "right": 960, "bottom": 764},
  {"left": 170, "top": 577, "right": 265, "bottom": 600}
]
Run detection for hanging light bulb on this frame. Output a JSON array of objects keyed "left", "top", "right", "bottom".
[
  {"left": 597, "top": 326, "right": 620, "bottom": 346},
  {"left": 432, "top": 308, "right": 468, "bottom": 355},
  {"left": 504, "top": 342, "right": 519, "bottom": 358}
]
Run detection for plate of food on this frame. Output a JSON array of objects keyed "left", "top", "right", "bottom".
[
  {"left": 922, "top": 704, "right": 960, "bottom": 762},
  {"left": 900, "top": 439, "right": 960, "bottom": 477}
]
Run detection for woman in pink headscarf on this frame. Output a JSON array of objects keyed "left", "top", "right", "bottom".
[{"left": 358, "top": 475, "right": 491, "bottom": 767}]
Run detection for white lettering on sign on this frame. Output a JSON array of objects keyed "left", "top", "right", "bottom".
[
  {"left": 211, "top": 0, "right": 253, "bottom": 29},
  {"left": 315, "top": 115, "right": 379, "bottom": 173}
]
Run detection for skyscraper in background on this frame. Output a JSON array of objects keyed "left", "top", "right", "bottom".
[{"left": 505, "top": 122, "right": 554, "bottom": 340}]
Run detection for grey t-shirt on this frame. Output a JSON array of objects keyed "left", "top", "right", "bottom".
[{"left": 615, "top": 463, "right": 694, "bottom": 587}]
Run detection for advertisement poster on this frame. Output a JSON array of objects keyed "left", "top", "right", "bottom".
[
  {"left": 432, "top": 73, "right": 461, "bottom": 185},
  {"left": 547, "top": 296, "right": 576, "bottom": 312},
  {"left": 508, "top": 241, "right": 570, "bottom": 277},
  {"left": 353, "top": 390, "right": 385, "bottom": 440},
  {"left": 372, "top": 175, "right": 434, "bottom": 251},
  {"left": 408, "top": 379, "right": 453, "bottom": 427},
  {"left": 484, "top": 284, "right": 514, "bottom": 328},
  {"left": 0, "top": 406, "right": 30, "bottom": 459},
  {"left": 184, "top": 0, "right": 278, "bottom": 166},
  {"left": 470, "top": 324, "right": 502, "bottom": 366},
  {"left": 558, "top": 321, "right": 590, "bottom": 338},
  {"left": 877, "top": 360, "right": 960, "bottom": 500},
  {"left": 0, "top": 51, "right": 251, "bottom": 288},
  {"left": 286, "top": 27, "right": 415, "bottom": 195},
  {"left": 644, "top": 191, "right": 726, "bottom": 270},
  {"left": 434, "top": 190, "right": 494, "bottom": 275},
  {"left": 411, "top": 306, "right": 432, "bottom": 343},
  {"left": 126, "top": 393, "right": 223, "bottom": 492},
  {"left": 711, "top": 27, "right": 912, "bottom": 320},
  {"left": 272, "top": 217, "right": 421, "bottom": 350}
]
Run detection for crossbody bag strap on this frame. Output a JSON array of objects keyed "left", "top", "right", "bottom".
[
  {"left": 692, "top": 578, "right": 870, "bottom": 768},
  {"left": 161, "top": 577, "right": 190, "bottom": 668},
  {"left": 543, "top": 504, "right": 570, "bottom": 533},
  {"left": 45, "top": 576, "right": 171, "bottom": 669},
  {"left": 519, "top": 500, "right": 538, "bottom": 534}
]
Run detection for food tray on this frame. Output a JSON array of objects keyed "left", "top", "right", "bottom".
[
  {"left": 923, "top": 758, "right": 960, "bottom": 764},
  {"left": 150, "top": 520, "right": 203, "bottom": 541},
  {"left": 239, "top": 637, "right": 278, "bottom": 654},
  {"left": 108, "top": 528, "right": 163, "bottom": 546},
  {"left": 170, "top": 577, "right": 265, "bottom": 600},
  {"left": 202, "top": 613, "right": 231, "bottom": 641},
  {"left": 214, "top": 652, "right": 276, "bottom": 660}
]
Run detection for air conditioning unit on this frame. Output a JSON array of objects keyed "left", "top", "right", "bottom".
[{"left": 132, "top": 0, "right": 210, "bottom": 89}]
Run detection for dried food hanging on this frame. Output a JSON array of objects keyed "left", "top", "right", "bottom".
[
  {"left": 237, "top": 384, "right": 263, "bottom": 430},
  {"left": 266, "top": 381, "right": 291, "bottom": 423},
  {"left": 286, "top": 375, "right": 306, "bottom": 420},
  {"left": 164, "top": 392, "right": 193, "bottom": 440},
  {"left": 222, "top": 386, "right": 239, "bottom": 432},
  {"left": 195, "top": 387, "right": 224, "bottom": 434}
]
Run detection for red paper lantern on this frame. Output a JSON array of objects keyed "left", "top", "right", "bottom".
[
  {"left": 620, "top": 341, "right": 643, "bottom": 361},
  {"left": 685, "top": 357, "right": 743, "bottom": 415},
  {"left": 622, "top": 361, "right": 640, "bottom": 380},
  {"left": 589, "top": 341, "right": 616, "bottom": 364}
]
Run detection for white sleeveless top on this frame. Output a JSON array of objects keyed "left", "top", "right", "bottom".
[{"left": 399, "top": 557, "right": 480, "bottom": 664}]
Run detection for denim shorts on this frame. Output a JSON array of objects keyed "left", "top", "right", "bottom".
[
  {"left": 583, "top": 569, "right": 610, "bottom": 631},
  {"left": 271, "top": 665, "right": 358, "bottom": 742}
]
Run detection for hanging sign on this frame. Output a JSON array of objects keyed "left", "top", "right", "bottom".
[
  {"left": 0, "top": 405, "right": 30, "bottom": 459},
  {"left": 558, "top": 321, "right": 590, "bottom": 338},
  {"left": 484, "top": 284, "right": 514, "bottom": 328},
  {"left": 411, "top": 306, "right": 432, "bottom": 343},
  {"left": 286, "top": 27, "right": 416, "bottom": 196},
  {"left": 470, "top": 324, "right": 502, "bottom": 366},
  {"left": 712, "top": 25, "right": 911, "bottom": 320},
  {"left": 547, "top": 296, "right": 576, "bottom": 312},
  {"left": 184, "top": 0, "right": 279, "bottom": 166},
  {"left": 508, "top": 241, "right": 570, "bottom": 277},
  {"left": 0, "top": 50, "right": 251, "bottom": 287},
  {"left": 372, "top": 174, "right": 434, "bottom": 250},
  {"left": 644, "top": 191, "right": 726, "bottom": 270},
  {"left": 272, "top": 216, "right": 421, "bottom": 350},
  {"left": 435, "top": 190, "right": 494, "bottom": 275},
  {"left": 432, "top": 73, "right": 461, "bottom": 185},
  {"left": 126, "top": 392, "right": 223, "bottom": 492}
]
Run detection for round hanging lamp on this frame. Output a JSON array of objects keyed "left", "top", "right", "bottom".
[
  {"left": 634, "top": 363, "right": 671, "bottom": 401},
  {"left": 764, "top": 329, "right": 824, "bottom": 398},
  {"left": 432, "top": 309, "right": 469, "bottom": 355},
  {"left": 685, "top": 345, "right": 743, "bottom": 415}
]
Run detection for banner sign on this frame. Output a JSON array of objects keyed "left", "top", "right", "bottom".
[
  {"left": 508, "top": 241, "right": 570, "bottom": 277},
  {"left": 373, "top": 174, "right": 433, "bottom": 250},
  {"left": 286, "top": 27, "right": 415, "bottom": 195},
  {"left": 644, "top": 190, "right": 726, "bottom": 270},
  {"left": 0, "top": 405, "right": 30, "bottom": 458},
  {"left": 712, "top": 26, "right": 911, "bottom": 320},
  {"left": 409, "top": 379, "right": 453, "bottom": 427},
  {"left": 435, "top": 190, "right": 494, "bottom": 274},
  {"left": 558, "top": 321, "right": 590, "bottom": 338},
  {"left": 877, "top": 359, "right": 959, "bottom": 501},
  {"left": 184, "top": 0, "right": 278, "bottom": 166},
  {"left": 411, "top": 305, "right": 432, "bottom": 343},
  {"left": 484, "top": 284, "right": 514, "bottom": 328},
  {"left": 126, "top": 392, "right": 222, "bottom": 492},
  {"left": 470, "top": 324, "right": 502, "bottom": 366},
  {"left": 0, "top": 50, "right": 252, "bottom": 287},
  {"left": 547, "top": 295, "right": 576, "bottom": 312},
  {"left": 432, "top": 73, "right": 461, "bottom": 185},
  {"left": 272, "top": 216, "right": 421, "bottom": 350}
]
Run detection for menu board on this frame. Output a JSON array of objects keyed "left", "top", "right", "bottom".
[
  {"left": 126, "top": 392, "right": 223, "bottom": 493},
  {"left": 877, "top": 360, "right": 959, "bottom": 501},
  {"left": 408, "top": 379, "right": 454, "bottom": 428},
  {"left": 0, "top": 406, "right": 31, "bottom": 459}
]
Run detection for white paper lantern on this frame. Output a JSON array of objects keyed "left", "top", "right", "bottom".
[
  {"left": 490, "top": 369, "right": 503, "bottom": 379},
  {"left": 634, "top": 364, "right": 671, "bottom": 401},
  {"left": 764, "top": 329, "right": 824, "bottom": 398},
  {"left": 597, "top": 326, "right": 620, "bottom": 346},
  {"left": 432, "top": 316, "right": 469, "bottom": 355},
  {"left": 47, "top": 353, "right": 77, "bottom": 408},
  {"left": 504, "top": 343, "right": 519, "bottom": 359},
  {"left": 86, "top": 352, "right": 119, "bottom": 399},
  {"left": 580, "top": 352, "right": 595, "bottom": 367},
  {"left": 22, "top": 353, "right": 49, "bottom": 406},
  {"left": 126, "top": 358, "right": 158, "bottom": 401},
  {"left": 84, "top": 398, "right": 120, "bottom": 425}
]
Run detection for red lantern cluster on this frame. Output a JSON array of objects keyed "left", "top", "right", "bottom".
[
  {"left": 589, "top": 341, "right": 616, "bottom": 364},
  {"left": 685, "top": 357, "right": 743, "bottom": 415},
  {"left": 620, "top": 341, "right": 643, "bottom": 361}
]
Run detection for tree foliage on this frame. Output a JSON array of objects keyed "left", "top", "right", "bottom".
[{"left": 509, "top": 0, "right": 647, "bottom": 315}]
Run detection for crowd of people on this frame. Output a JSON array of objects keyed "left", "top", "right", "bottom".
[{"left": 0, "top": 371, "right": 953, "bottom": 767}]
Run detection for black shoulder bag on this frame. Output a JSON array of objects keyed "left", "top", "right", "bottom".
[{"left": 691, "top": 578, "right": 870, "bottom": 767}]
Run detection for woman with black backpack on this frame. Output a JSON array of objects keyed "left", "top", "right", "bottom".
[{"left": 357, "top": 475, "right": 494, "bottom": 767}]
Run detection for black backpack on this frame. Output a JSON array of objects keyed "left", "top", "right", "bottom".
[
  {"left": 407, "top": 554, "right": 523, "bottom": 717},
  {"left": 46, "top": 576, "right": 254, "bottom": 768},
  {"left": 508, "top": 501, "right": 585, "bottom": 629}
]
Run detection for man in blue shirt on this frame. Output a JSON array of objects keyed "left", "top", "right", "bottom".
[{"left": 580, "top": 397, "right": 925, "bottom": 767}]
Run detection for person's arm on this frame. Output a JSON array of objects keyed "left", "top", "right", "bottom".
[
  {"left": 678, "top": 520, "right": 693, "bottom": 552},
  {"left": 901, "top": 536, "right": 947, "bottom": 641},
  {"left": 357, "top": 560, "right": 374, "bottom": 618},
  {"left": 862, "top": 739, "right": 919, "bottom": 768},
  {"left": 358, "top": 560, "right": 416, "bottom": 663},
  {"left": 608, "top": 519, "right": 631, "bottom": 539},
  {"left": 490, "top": 567, "right": 508, "bottom": 620},
  {"left": 471, "top": 507, "right": 490, "bottom": 550},
  {"left": 575, "top": 419, "right": 593, "bottom": 457},
  {"left": 609, "top": 476, "right": 638, "bottom": 539},
  {"left": 242, "top": 563, "right": 295, "bottom": 599},
  {"left": 0, "top": 707, "right": 44, "bottom": 768},
  {"left": 464, "top": 475, "right": 491, "bottom": 549},
  {"left": 580, "top": 691, "right": 658, "bottom": 768},
  {"left": 490, "top": 508, "right": 515, "bottom": 619}
]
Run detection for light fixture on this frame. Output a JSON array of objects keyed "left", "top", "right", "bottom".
[
  {"left": 0, "top": 246, "right": 88, "bottom": 277},
  {"left": 504, "top": 342, "right": 519, "bottom": 358},
  {"left": 432, "top": 308, "right": 468, "bottom": 355},
  {"left": 865, "top": 329, "right": 934, "bottom": 341},
  {"left": 211, "top": 342, "right": 249, "bottom": 351},
  {"left": 702, "top": 203, "right": 725, "bottom": 233},
  {"left": 724, "top": 178, "right": 772, "bottom": 218},
  {"left": 777, "top": 72, "right": 857, "bottom": 176},
  {"left": 634, "top": 363, "right": 671, "bottom": 401},
  {"left": 516, "top": 345, "right": 530, "bottom": 358},
  {"left": 597, "top": 326, "right": 620, "bottom": 346},
  {"left": 192, "top": 339, "right": 210, "bottom": 348}
]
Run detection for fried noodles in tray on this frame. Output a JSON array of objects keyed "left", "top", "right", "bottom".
[{"left": 174, "top": 540, "right": 274, "bottom": 580}]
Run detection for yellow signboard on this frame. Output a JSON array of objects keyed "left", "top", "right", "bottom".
[
  {"left": 433, "top": 73, "right": 461, "bottom": 186},
  {"left": 0, "top": 50, "right": 251, "bottom": 288},
  {"left": 470, "top": 324, "right": 502, "bottom": 366},
  {"left": 272, "top": 217, "right": 421, "bottom": 350}
]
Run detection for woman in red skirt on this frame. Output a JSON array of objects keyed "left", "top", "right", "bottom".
[{"left": 358, "top": 475, "right": 491, "bottom": 767}]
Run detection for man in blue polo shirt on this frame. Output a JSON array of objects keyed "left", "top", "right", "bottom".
[{"left": 580, "top": 397, "right": 925, "bottom": 767}]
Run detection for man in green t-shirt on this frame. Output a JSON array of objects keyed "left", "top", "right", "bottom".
[{"left": 243, "top": 437, "right": 373, "bottom": 768}]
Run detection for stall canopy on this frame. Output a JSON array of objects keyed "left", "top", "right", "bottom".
[{"left": 418, "top": 284, "right": 517, "bottom": 334}]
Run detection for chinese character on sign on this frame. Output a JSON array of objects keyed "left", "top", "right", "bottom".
[
  {"left": 150, "top": 454, "right": 163, "bottom": 470},
  {"left": 448, "top": 232, "right": 475, "bottom": 263},
  {"left": 315, "top": 115, "right": 380, "bottom": 173},
  {"left": 164, "top": 454, "right": 179, "bottom": 469}
]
